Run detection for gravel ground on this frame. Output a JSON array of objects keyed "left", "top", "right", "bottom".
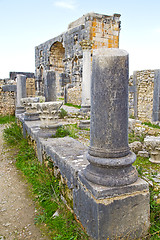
[{"left": 0, "top": 125, "right": 49, "bottom": 240}]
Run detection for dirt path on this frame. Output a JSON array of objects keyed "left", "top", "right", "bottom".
[{"left": 0, "top": 125, "right": 49, "bottom": 240}]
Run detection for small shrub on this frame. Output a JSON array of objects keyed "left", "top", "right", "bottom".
[{"left": 59, "top": 108, "right": 68, "bottom": 119}]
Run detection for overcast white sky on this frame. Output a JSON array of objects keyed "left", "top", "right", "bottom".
[{"left": 0, "top": 0, "right": 160, "bottom": 78}]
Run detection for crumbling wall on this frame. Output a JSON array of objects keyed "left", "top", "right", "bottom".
[
  {"left": 26, "top": 78, "right": 36, "bottom": 97},
  {"left": 67, "top": 86, "right": 82, "bottom": 106},
  {"left": 128, "top": 70, "right": 160, "bottom": 122},
  {"left": 0, "top": 80, "right": 16, "bottom": 115},
  {"left": 137, "top": 70, "right": 155, "bottom": 121}
]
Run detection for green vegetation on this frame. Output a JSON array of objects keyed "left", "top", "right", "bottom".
[
  {"left": 133, "top": 156, "right": 160, "bottom": 239},
  {"left": 0, "top": 115, "right": 15, "bottom": 124},
  {"left": 128, "top": 130, "right": 146, "bottom": 143},
  {"left": 64, "top": 103, "right": 81, "bottom": 109},
  {"left": 53, "top": 125, "right": 78, "bottom": 139},
  {"left": 59, "top": 108, "right": 68, "bottom": 119},
  {"left": 143, "top": 121, "right": 160, "bottom": 129},
  {"left": 3, "top": 122, "right": 88, "bottom": 240},
  {"left": 58, "top": 97, "right": 64, "bottom": 101}
]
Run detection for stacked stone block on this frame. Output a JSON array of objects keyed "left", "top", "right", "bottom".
[
  {"left": 129, "top": 69, "right": 160, "bottom": 122},
  {"left": 67, "top": 86, "right": 82, "bottom": 106},
  {"left": 0, "top": 81, "right": 16, "bottom": 116},
  {"left": 26, "top": 78, "right": 36, "bottom": 97}
]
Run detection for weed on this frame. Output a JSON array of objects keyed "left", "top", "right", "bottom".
[
  {"left": 3, "top": 122, "right": 23, "bottom": 146},
  {"left": 128, "top": 130, "right": 146, "bottom": 143},
  {"left": 0, "top": 115, "right": 15, "bottom": 124},
  {"left": 53, "top": 125, "right": 78, "bottom": 139},
  {"left": 143, "top": 121, "right": 160, "bottom": 129},
  {"left": 59, "top": 108, "right": 68, "bottom": 119},
  {"left": 64, "top": 103, "right": 81, "bottom": 109}
]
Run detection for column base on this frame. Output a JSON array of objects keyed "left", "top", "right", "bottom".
[
  {"left": 37, "top": 123, "right": 62, "bottom": 138},
  {"left": 15, "top": 106, "right": 25, "bottom": 114},
  {"left": 80, "top": 105, "right": 90, "bottom": 113},
  {"left": 79, "top": 120, "right": 90, "bottom": 129},
  {"left": 74, "top": 173, "right": 150, "bottom": 240},
  {"left": 24, "top": 112, "right": 40, "bottom": 121},
  {"left": 84, "top": 152, "right": 138, "bottom": 187}
]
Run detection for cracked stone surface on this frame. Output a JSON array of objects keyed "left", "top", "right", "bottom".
[{"left": 0, "top": 125, "right": 49, "bottom": 240}]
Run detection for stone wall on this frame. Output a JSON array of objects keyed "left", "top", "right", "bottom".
[
  {"left": 129, "top": 69, "right": 160, "bottom": 122},
  {"left": 0, "top": 77, "right": 36, "bottom": 116},
  {"left": 26, "top": 78, "right": 36, "bottom": 97},
  {"left": 67, "top": 85, "right": 82, "bottom": 106},
  {"left": 137, "top": 70, "right": 155, "bottom": 121},
  {"left": 0, "top": 80, "right": 16, "bottom": 115}
]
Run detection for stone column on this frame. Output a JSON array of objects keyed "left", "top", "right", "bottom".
[
  {"left": 80, "top": 40, "right": 92, "bottom": 112},
  {"left": 44, "top": 70, "right": 57, "bottom": 101},
  {"left": 74, "top": 49, "right": 150, "bottom": 240},
  {"left": 84, "top": 48, "right": 138, "bottom": 186},
  {"left": 16, "top": 74, "right": 26, "bottom": 114}
]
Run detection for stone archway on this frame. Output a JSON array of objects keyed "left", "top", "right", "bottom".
[{"left": 49, "top": 42, "right": 65, "bottom": 96}]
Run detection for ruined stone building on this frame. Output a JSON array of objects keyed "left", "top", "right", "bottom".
[{"left": 35, "top": 12, "right": 121, "bottom": 98}]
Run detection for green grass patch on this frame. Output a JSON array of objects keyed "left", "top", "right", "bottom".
[
  {"left": 64, "top": 103, "right": 81, "bottom": 109},
  {"left": 3, "top": 123, "right": 88, "bottom": 240},
  {"left": 133, "top": 156, "right": 160, "bottom": 239},
  {"left": 53, "top": 125, "right": 78, "bottom": 139},
  {"left": 128, "top": 130, "right": 146, "bottom": 143},
  {"left": 0, "top": 115, "right": 15, "bottom": 124},
  {"left": 143, "top": 121, "right": 160, "bottom": 129}
]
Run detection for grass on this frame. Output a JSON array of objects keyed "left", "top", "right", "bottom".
[
  {"left": 128, "top": 130, "right": 146, "bottom": 143},
  {"left": 53, "top": 125, "right": 78, "bottom": 139},
  {"left": 64, "top": 103, "right": 81, "bottom": 109},
  {"left": 143, "top": 121, "right": 160, "bottom": 129},
  {"left": 3, "top": 122, "right": 89, "bottom": 240},
  {"left": 0, "top": 115, "right": 15, "bottom": 124},
  {"left": 133, "top": 156, "right": 160, "bottom": 239}
]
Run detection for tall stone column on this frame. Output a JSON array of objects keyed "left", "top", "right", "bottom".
[
  {"left": 44, "top": 70, "right": 57, "bottom": 102},
  {"left": 74, "top": 49, "right": 150, "bottom": 240},
  {"left": 84, "top": 48, "right": 138, "bottom": 186},
  {"left": 16, "top": 74, "right": 26, "bottom": 114},
  {"left": 80, "top": 40, "right": 92, "bottom": 112}
]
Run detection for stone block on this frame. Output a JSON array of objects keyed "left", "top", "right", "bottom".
[{"left": 74, "top": 175, "right": 150, "bottom": 240}]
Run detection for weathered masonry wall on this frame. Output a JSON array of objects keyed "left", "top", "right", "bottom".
[
  {"left": 0, "top": 80, "right": 16, "bottom": 115},
  {"left": 0, "top": 77, "right": 36, "bottom": 116},
  {"left": 35, "top": 12, "right": 121, "bottom": 97},
  {"left": 129, "top": 69, "right": 160, "bottom": 122},
  {"left": 66, "top": 85, "right": 82, "bottom": 106},
  {"left": 26, "top": 78, "right": 36, "bottom": 97}
]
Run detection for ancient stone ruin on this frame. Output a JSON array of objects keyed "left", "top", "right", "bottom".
[
  {"left": 15, "top": 48, "right": 150, "bottom": 239},
  {"left": 2, "top": 11, "right": 160, "bottom": 240},
  {"left": 35, "top": 12, "right": 121, "bottom": 104}
]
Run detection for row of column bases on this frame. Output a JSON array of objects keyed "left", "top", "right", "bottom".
[{"left": 16, "top": 48, "right": 150, "bottom": 240}]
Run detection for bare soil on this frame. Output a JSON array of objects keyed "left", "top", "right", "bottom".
[{"left": 0, "top": 125, "right": 49, "bottom": 240}]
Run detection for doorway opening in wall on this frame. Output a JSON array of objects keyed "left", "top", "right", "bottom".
[{"left": 49, "top": 42, "right": 65, "bottom": 97}]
